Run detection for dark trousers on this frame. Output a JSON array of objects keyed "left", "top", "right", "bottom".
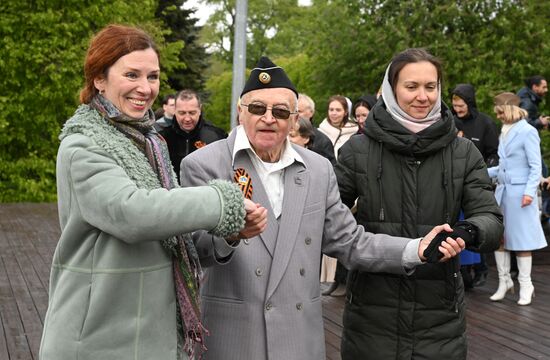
[{"left": 473, "top": 253, "right": 488, "bottom": 274}]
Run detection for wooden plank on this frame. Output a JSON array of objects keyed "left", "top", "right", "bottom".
[
  {"left": 2, "top": 203, "right": 550, "bottom": 360},
  {"left": 0, "top": 256, "right": 33, "bottom": 360},
  {"left": 3, "top": 244, "right": 42, "bottom": 360},
  {"left": 0, "top": 311, "right": 9, "bottom": 360},
  {"left": 8, "top": 225, "right": 50, "bottom": 324},
  {"left": 322, "top": 265, "right": 550, "bottom": 360}
]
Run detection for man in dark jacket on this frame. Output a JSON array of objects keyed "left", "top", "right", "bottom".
[
  {"left": 153, "top": 93, "right": 176, "bottom": 132},
  {"left": 451, "top": 83, "right": 500, "bottom": 287},
  {"left": 451, "top": 84, "right": 499, "bottom": 167},
  {"left": 517, "top": 75, "right": 549, "bottom": 130},
  {"left": 518, "top": 76, "right": 550, "bottom": 221},
  {"left": 160, "top": 89, "right": 227, "bottom": 183},
  {"left": 298, "top": 93, "right": 336, "bottom": 165}
]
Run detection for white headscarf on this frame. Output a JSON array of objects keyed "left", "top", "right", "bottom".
[{"left": 381, "top": 63, "right": 442, "bottom": 133}]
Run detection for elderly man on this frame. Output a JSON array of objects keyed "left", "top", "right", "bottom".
[{"left": 180, "top": 57, "right": 464, "bottom": 360}]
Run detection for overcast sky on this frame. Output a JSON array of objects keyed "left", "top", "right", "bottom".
[{"left": 183, "top": 0, "right": 312, "bottom": 26}]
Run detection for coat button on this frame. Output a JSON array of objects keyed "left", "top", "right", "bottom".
[
  {"left": 243, "top": 239, "right": 250, "bottom": 245},
  {"left": 265, "top": 303, "right": 272, "bottom": 311},
  {"left": 296, "top": 303, "right": 303, "bottom": 310},
  {"left": 255, "top": 268, "right": 263, "bottom": 276},
  {"left": 300, "top": 268, "right": 305, "bottom": 276},
  {"left": 305, "top": 237, "right": 311, "bottom": 245}
]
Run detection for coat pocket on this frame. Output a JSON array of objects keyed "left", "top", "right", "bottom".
[
  {"left": 202, "top": 294, "right": 244, "bottom": 305},
  {"left": 510, "top": 176, "right": 527, "bottom": 184},
  {"left": 303, "top": 201, "right": 323, "bottom": 215}
]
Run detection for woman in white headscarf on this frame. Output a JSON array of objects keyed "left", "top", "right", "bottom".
[
  {"left": 317, "top": 95, "right": 358, "bottom": 159},
  {"left": 334, "top": 48, "right": 503, "bottom": 360}
]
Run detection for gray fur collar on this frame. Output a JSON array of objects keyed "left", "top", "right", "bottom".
[
  {"left": 60, "top": 105, "right": 246, "bottom": 239},
  {"left": 60, "top": 104, "right": 176, "bottom": 190}
]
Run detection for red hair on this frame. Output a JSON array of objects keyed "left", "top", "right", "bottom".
[{"left": 79, "top": 24, "right": 159, "bottom": 104}]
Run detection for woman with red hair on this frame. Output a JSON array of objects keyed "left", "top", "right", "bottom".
[{"left": 39, "top": 24, "right": 266, "bottom": 360}]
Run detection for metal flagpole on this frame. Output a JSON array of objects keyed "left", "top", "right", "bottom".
[{"left": 230, "top": 0, "right": 248, "bottom": 129}]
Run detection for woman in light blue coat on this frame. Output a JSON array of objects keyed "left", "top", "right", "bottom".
[{"left": 487, "top": 92, "right": 547, "bottom": 306}]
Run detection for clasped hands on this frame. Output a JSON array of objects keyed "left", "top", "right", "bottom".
[{"left": 226, "top": 199, "right": 268, "bottom": 243}]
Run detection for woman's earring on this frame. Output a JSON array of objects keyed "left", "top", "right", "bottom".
[{"left": 99, "top": 89, "right": 105, "bottom": 95}]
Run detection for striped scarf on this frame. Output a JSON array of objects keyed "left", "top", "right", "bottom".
[{"left": 91, "top": 95, "right": 208, "bottom": 358}]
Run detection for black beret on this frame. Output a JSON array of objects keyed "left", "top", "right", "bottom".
[{"left": 240, "top": 56, "right": 298, "bottom": 98}]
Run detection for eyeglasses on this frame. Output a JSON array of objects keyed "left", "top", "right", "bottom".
[{"left": 241, "top": 103, "right": 296, "bottom": 120}]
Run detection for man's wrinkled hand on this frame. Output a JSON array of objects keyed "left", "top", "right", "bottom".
[{"left": 239, "top": 199, "right": 268, "bottom": 239}]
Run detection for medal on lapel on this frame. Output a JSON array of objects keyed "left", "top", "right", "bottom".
[{"left": 234, "top": 168, "right": 253, "bottom": 199}]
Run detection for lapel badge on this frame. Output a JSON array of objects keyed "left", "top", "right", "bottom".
[
  {"left": 234, "top": 168, "right": 253, "bottom": 199},
  {"left": 258, "top": 72, "right": 271, "bottom": 84},
  {"left": 194, "top": 140, "right": 206, "bottom": 149}
]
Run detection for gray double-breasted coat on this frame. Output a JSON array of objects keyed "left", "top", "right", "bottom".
[{"left": 180, "top": 128, "right": 421, "bottom": 360}]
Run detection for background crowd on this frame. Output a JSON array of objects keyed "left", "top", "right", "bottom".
[
  {"left": 2, "top": 1, "right": 549, "bottom": 360},
  {"left": 2, "top": 1, "right": 550, "bottom": 202}
]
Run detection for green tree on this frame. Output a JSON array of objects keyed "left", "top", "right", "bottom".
[
  {"left": 200, "top": 0, "right": 306, "bottom": 67},
  {"left": 202, "top": 70, "right": 234, "bottom": 130},
  {"left": 156, "top": 0, "right": 209, "bottom": 92},
  {"left": 0, "top": 0, "right": 185, "bottom": 202},
  {"left": 306, "top": 0, "right": 550, "bottom": 122},
  {"left": 199, "top": 1, "right": 550, "bottom": 147}
]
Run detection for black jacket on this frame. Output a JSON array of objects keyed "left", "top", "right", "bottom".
[
  {"left": 518, "top": 86, "right": 544, "bottom": 129},
  {"left": 160, "top": 117, "right": 227, "bottom": 183},
  {"left": 309, "top": 128, "right": 336, "bottom": 165},
  {"left": 335, "top": 100, "right": 503, "bottom": 360},
  {"left": 451, "top": 84, "right": 499, "bottom": 166}
]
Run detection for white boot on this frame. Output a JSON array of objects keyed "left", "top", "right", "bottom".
[
  {"left": 490, "top": 251, "right": 514, "bottom": 301},
  {"left": 517, "top": 256, "right": 534, "bottom": 306}
]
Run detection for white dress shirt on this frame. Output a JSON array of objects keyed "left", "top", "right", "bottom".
[{"left": 232, "top": 125, "right": 303, "bottom": 218}]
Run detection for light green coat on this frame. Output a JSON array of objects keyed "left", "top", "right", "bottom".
[{"left": 39, "top": 106, "right": 240, "bottom": 360}]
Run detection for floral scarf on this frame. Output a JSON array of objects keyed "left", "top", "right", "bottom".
[{"left": 91, "top": 95, "right": 208, "bottom": 358}]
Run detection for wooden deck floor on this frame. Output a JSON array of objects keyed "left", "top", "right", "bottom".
[{"left": 1, "top": 203, "right": 550, "bottom": 360}]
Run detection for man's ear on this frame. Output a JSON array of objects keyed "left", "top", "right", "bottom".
[{"left": 237, "top": 101, "right": 244, "bottom": 124}]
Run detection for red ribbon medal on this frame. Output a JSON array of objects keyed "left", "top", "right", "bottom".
[{"left": 234, "top": 168, "right": 253, "bottom": 199}]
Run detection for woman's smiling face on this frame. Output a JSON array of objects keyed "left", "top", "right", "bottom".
[
  {"left": 94, "top": 48, "right": 160, "bottom": 119},
  {"left": 328, "top": 100, "right": 346, "bottom": 127},
  {"left": 394, "top": 61, "right": 438, "bottom": 119}
]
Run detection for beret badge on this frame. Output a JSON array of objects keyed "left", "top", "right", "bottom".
[{"left": 258, "top": 72, "right": 271, "bottom": 84}]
